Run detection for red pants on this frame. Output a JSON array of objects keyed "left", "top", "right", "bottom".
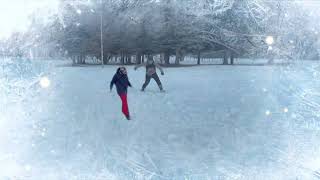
[{"left": 119, "top": 94, "right": 130, "bottom": 117}]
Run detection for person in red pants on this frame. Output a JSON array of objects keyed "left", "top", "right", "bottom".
[{"left": 110, "top": 67, "right": 132, "bottom": 120}]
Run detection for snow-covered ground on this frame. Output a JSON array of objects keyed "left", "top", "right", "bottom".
[{"left": 1, "top": 59, "right": 320, "bottom": 179}]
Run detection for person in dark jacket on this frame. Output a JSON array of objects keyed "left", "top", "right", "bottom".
[
  {"left": 110, "top": 67, "right": 132, "bottom": 120},
  {"left": 134, "top": 56, "right": 164, "bottom": 92}
]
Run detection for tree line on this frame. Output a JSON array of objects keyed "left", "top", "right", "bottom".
[{"left": 1, "top": 0, "right": 319, "bottom": 64}]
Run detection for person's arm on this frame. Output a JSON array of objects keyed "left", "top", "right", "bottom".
[
  {"left": 110, "top": 74, "right": 117, "bottom": 91},
  {"left": 127, "top": 75, "right": 132, "bottom": 87},
  {"left": 155, "top": 63, "right": 164, "bottom": 75},
  {"left": 134, "top": 63, "right": 145, "bottom": 70}
]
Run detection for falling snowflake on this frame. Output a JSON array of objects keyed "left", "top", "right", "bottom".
[
  {"left": 25, "top": 165, "right": 31, "bottom": 171},
  {"left": 39, "top": 76, "right": 50, "bottom": 88},
  {"left": 266, "top": 36, "right": 274, "bottom": 45},
  {"left": 41, "top": 132, "right": 46, "bottom": 137},
  {"left": 313, "top": 72, "right": 318, "bottom": 77},
  {"left": 265, "top": 110, "right": 271, "bottom": 116}
]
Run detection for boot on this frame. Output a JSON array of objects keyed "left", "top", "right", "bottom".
[{"left": 159, "top": 85, "right": 164, "bottom": 92}]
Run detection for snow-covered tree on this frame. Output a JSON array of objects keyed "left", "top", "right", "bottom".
[{"left": 6, "top": 0, "right": 319, "bottom": 64}]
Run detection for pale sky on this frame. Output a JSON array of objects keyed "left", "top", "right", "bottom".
[{"left": 0, "top": 0, "right": 59, "bottom": 39}]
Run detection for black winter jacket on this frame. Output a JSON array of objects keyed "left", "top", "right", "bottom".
[{"left": 110, "top": 68, "right": 132, "bottom": 95}]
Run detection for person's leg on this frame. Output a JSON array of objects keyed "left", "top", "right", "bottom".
[
  {"left": 119, "top": 93, "right": 130, "bottom": 119},
  {"left": 141, "top": 74, "right": 151, "bottom": 91},
  {"left": 152, "top": 73, "right": 163, "bottom": 91}
]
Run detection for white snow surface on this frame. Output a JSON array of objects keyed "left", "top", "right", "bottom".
[{"left": 1, "top": 58, "right": 320, "bottom": 179}]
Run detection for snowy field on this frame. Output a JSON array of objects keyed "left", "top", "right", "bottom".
[{"left": 1, "top": 59, "right": 320, "bottom": 179}]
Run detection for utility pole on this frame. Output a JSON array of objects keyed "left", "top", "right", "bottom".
[{"left": 100, "top": 0, "right": 104, "bottom": 67}]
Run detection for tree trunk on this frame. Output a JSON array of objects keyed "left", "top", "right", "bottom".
[
  {"left": 223, "top": 51, "right": 228, "bottom": 65},
  {"left": 72, "top": 56, "right": 76, "bottom": 65},
  {"left": 230, "top": 52, "right": 234, "bottom": 65},
  {"left": 136, "top": 53, "right": 142, "bottom": 64},
  {"left": 175, "top": 48, "right": 181, "bottom": 64},
  {"left": 164, "top": 51, "right": 170, "bottom": 65},
  {"left": 268, "top": 51, "right": 274, "bottom": 64},
  {"left": 160, "top": 53, "right": 164, "bottom": 64},
  {"left": 120, "top": 53, "right": 125, "bottom": 64},
  {"left": 267, "top": 47, "right": 274, "bottom": 64},
  {"left": 128, "top": 55, "right": 132, "bottom": 64},
  {"left": 180, "top": 49, "right": 185, "bottom": 61},
  {"left": 197, "top": 50, "right": 201, "bottom": 65},
  {"left": 80, "top": 55, "right": 86, "bottom": 64},
  {"left": 125, "top": 55, "right": 128, "bottom": 64},
  {"left": 103, "top": 53, "right": 110, "bottom": 65}
]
